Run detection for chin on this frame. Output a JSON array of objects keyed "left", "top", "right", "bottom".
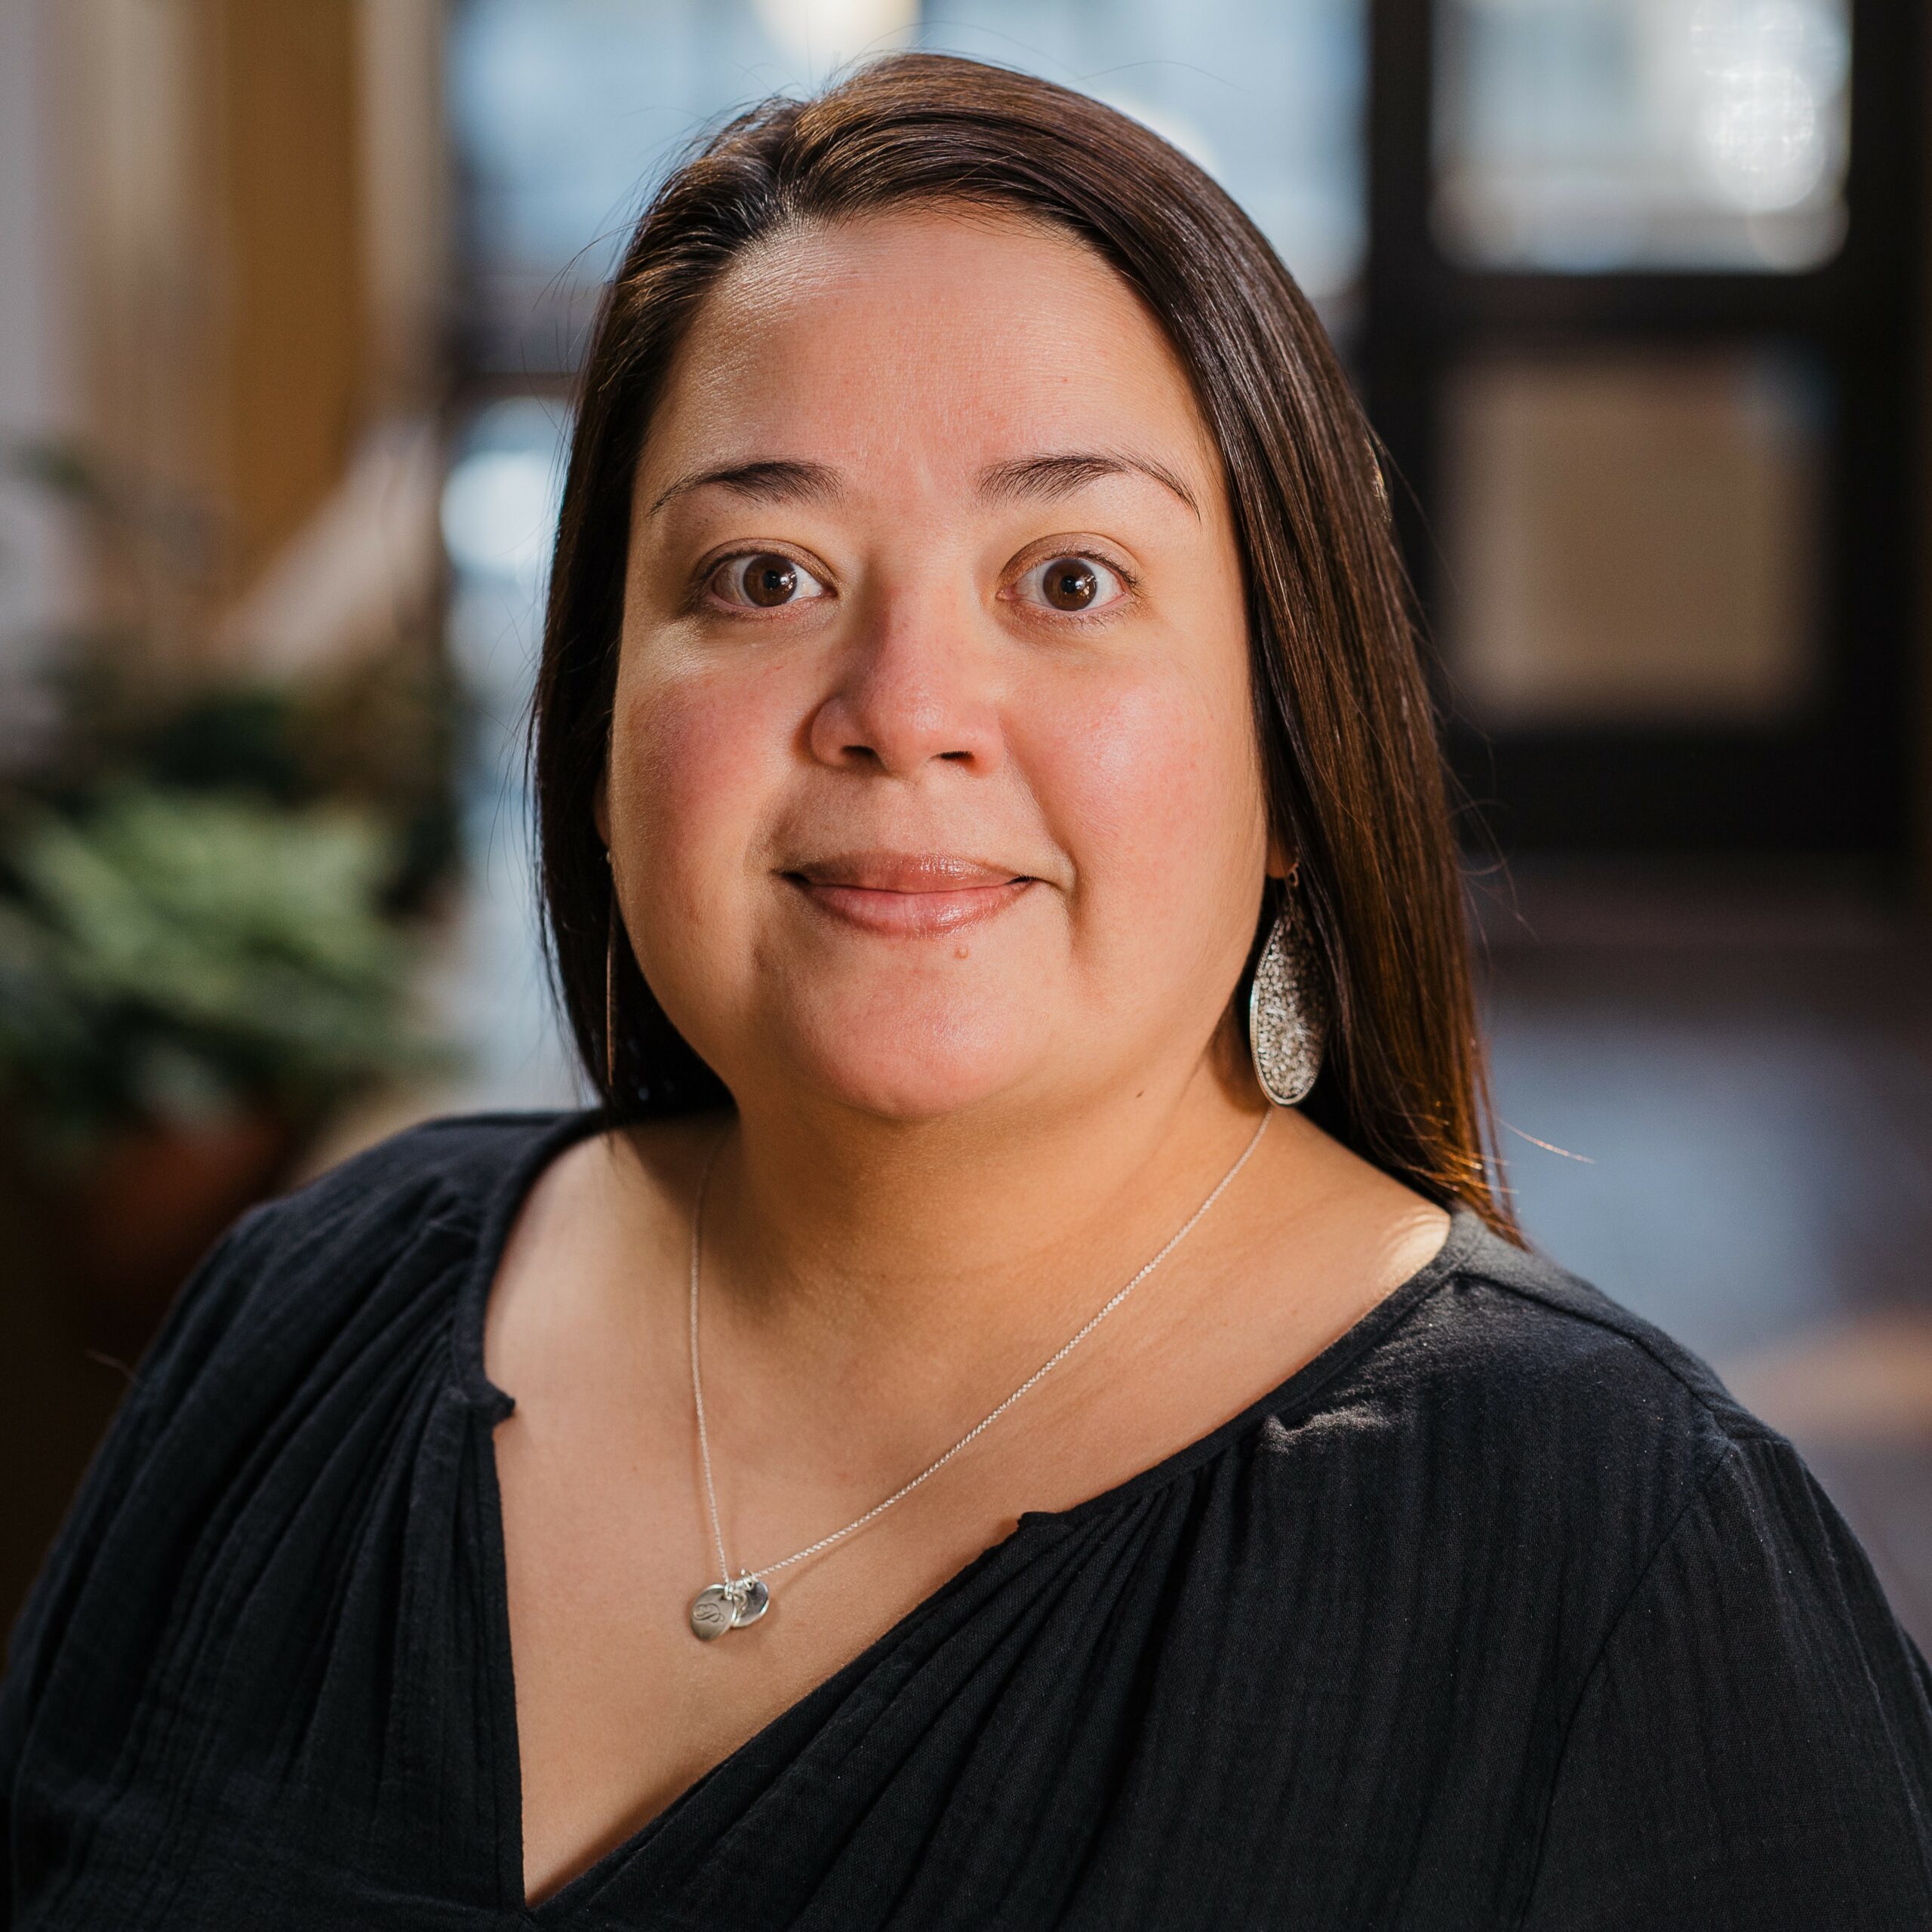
[{"left": 779, "top": 991, "right": 1052, "bottom": 1124}]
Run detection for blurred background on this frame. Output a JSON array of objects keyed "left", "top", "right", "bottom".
[{"left": 1, "top": 0, "right": 1927, "bottom": 1650}]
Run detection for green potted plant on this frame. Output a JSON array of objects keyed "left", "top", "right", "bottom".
[{"left": 0, "top": 438, "right": 466, "bottom": 1349}]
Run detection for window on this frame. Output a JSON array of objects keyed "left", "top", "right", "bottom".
[
  {"left": 449, "top": 0, "right": 1370, "bottom": 374},
  {"left": 1433, "top": 0, "right": 1851, "bottom": 272}
]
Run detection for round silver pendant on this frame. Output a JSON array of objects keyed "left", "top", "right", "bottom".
[
  {"left": 689, "top": 1585, "right": 737, "bottom": 1641},
  {"left": 689, "top": 1578, "right": 772, "bottom": 1641}
]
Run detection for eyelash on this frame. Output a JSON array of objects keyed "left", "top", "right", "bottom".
[
  {"left": 1008, "top": 551, "right": 1139, "bottom": 628},
  {"left": 696, "top": 550, "right": 832, "bottom": 617},
  {"left": 691, "top": 546, "right": 1141, "bottom": 626}
]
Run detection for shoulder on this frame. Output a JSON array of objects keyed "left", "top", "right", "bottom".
[
  {"left": 201, "top": 1106, "right": 588, "bottom": 1300},
  {"left": 1497, "top": 1283, "right": 1932, "bottom": 1922},
  {"left": 1235, "top": 1222, "right": 1932, "bottom": 1852},
  {"left": 112, "top": 1107, "right": 595, "bottom": 1433},
  {"left": 248, "top": 1106, "right": 592, "bottom": 1255},
  {"left": 1348, "top": 1214, "right": 1775, "bottom": 1485},
  {"left": 1238, "top": 1214, "right": 1820, "bottom": 1659},
  {"left": 0, "top": 1109, "right": 590, "bottom": 1721},
  {"left": 5, "top": 1111, "right": 588, "bottom": 1632}
]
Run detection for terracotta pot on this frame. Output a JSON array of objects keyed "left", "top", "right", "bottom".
[{"left": 5, "top": 1108, "right": 315, "bottom": 1359}]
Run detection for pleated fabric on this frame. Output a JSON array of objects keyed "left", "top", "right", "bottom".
[{"left": 3, "top": 1108, "right": 1929, "bottom": 1930}]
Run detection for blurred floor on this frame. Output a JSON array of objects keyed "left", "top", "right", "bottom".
[{"left": 1476, "top": 857, "right": 1932, "bottom": 1651}]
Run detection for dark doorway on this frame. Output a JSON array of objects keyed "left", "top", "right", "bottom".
[{"left": 1363, "top": 0, "right": 1924, "bottom": 860}]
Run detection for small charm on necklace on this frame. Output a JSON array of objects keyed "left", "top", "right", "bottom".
[
  {"left": 689, "top": 1577, "right": 771, "bottom": 1641},
  {"left": 690, "top": 1585, "right": 735, "bottom": 1640}
]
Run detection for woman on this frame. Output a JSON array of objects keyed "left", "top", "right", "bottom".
[{"left": 4, "top": 51, "right": 1929, "bottom": 1930}]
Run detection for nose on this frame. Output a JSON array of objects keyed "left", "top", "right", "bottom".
[{"left": 805, "top": 589, "right": 1005, "bottom": 778}]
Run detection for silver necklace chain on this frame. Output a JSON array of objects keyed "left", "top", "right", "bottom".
[{"left": 685, "top": 1107, "right": 1272, "bottom": 1636}]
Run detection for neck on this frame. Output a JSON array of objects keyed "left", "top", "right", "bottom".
[{"left": 688, "top": 1030, "right": 1284, "bottom": 1403}]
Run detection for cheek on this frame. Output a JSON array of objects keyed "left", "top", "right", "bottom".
[
  {"left": 608, "top": 663, "right": 785, "bottom": 918},
  {"left": 1022, "top": 660, "right": 1263, "bottom": 912}
]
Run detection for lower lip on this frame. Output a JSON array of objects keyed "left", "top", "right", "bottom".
[{"left": 785, "top": 875, "right": 1034, "bottom": 937}]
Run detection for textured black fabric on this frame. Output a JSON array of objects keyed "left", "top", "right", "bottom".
[{"left": 4, "top": 1107, "right": 1930, "bottom": 1929}]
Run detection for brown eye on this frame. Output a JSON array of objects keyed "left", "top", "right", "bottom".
[
  {"left": 1043, "top": 559, "right": 1097, "bottom": 610},
  {"left": 711, "top": 552, "right": 828, "bottom": 610},
  {"left": 1017, "top": 553, "right": 1128, "bottom": 617}
]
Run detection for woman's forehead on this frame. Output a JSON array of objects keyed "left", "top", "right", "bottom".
[{"left": 638, "top": 207, "right": 1220, "bottom": 501}]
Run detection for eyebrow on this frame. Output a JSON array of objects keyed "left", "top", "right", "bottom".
[
  {"left": 645, "top": 458, "right": 841, "bottom": 520},
  {"left": 643, "top": 449, "right": 1201, "bottom": 521},
  {"left": 979, "top": 451, "right": 1201, "bottom": 519}
]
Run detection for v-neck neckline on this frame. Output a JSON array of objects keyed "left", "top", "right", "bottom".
[{"left": 447, "top": 1105, "right": 1491, "bottom": 1921}]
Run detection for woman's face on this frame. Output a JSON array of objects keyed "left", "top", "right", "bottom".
[{"left": 607, "top": 204, "right": 1275, "bottom": 1125}]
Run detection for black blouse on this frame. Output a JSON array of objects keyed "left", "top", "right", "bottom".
[{"left": 4, "top": 1108, "right": 1930, "bottom": 1929}]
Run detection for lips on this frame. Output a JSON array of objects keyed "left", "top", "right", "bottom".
[{"left": 783, "top": 850, "right": 1036, "bottom": 937}]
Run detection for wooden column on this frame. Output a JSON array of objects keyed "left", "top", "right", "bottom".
[
  {"left": 207, "top": 0, "right": 367, "bottom": 595},
  {"left": 49, "top": 0, "right": 374, "bottom": 635}
]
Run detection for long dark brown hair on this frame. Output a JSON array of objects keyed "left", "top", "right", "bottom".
[{"left": 529, "top": 50, "right": 1521, "bottom": 1243}]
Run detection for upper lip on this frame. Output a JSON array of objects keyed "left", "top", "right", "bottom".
[{"left": 786, "top": 851, "right": 1031, "bottom": 891}]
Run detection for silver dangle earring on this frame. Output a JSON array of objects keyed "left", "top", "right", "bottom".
[{"left": 1247, "top": 863, "right": 1327, "bottom": 1108}]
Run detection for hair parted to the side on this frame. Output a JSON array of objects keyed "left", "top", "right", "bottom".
[{"left": 530, "top": 50, "right": 1522, "bottom": 1244}]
